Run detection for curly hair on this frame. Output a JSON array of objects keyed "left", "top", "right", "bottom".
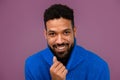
[{"left": 44, "top": 4, "right": 74, "bottom": 29}]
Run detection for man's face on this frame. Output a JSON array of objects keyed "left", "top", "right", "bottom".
[{"left": 44, "top": 17, "right": 76, "bottom": 59}]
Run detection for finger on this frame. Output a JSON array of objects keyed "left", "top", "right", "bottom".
[
  {"left": 62, "top": 69, "right": 68, "bottom": 76},
  {"left": 50, "top": 59, "right": 61, "bottom": 72},
  {"left": 59, "top": 65, "right": 66, "bottom": 73},
  {"left": 51, "top": 61, "right": 60, "bottom": 69},
  {"left": 56, "top": 67, "right": 68, "bottom": 79},
  {"left": 56, "top": 65, "right": 65, "bottom": 75},
  {"left": 53, "top": 56, "right": 57, "bottom": 63},
  {"left": 54, "top": 63, "right": 64, "bottom": 72}
]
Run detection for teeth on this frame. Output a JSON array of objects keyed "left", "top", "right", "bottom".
[{"left": 57, "top": 46, "right": 65, "bottom": 50}]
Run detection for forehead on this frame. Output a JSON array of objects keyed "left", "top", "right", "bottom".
[{"left": 46, "top": 18, "right": 72, "bottom": 31}]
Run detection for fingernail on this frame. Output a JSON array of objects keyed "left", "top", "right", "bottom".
[{"left": 53, "top": 56, "right": 57, "bottom": 62}]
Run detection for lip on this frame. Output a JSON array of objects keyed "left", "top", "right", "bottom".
[{"left": 55, "top": 46, "right": 66, "bottom": 52}]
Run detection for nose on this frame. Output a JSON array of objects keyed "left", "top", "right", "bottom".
[{"left": 56, "top": 34, "right": 64, "bottom": 44}]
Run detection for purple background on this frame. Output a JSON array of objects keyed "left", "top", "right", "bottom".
[{"left": 0, "top": 0, "right": 120, "bottom": 80}]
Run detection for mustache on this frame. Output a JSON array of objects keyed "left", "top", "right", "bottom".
[{"left": 53, "top": 43, "right": 69, "bottom": 48}]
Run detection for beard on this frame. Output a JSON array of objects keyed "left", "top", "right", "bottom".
[{"left": 48, "top": 42, "right": 74, "bottom": 66}]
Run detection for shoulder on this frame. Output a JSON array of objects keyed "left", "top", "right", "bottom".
[
  {"left": 76, "top": 45, "right": 108, "bottom": 68},
  {"left": 24, "top": 48, "right": 52, "bottom": 79},
  {"left": 76, "top": 45, "right": 110, "bottom": 79},
  {"left": 25, "top": 48, "right": 48, "bottom": 66}
]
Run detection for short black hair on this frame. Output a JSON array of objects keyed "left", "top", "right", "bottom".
[{"left": 44, "top": 4, "right": 74, "bottom": 29}]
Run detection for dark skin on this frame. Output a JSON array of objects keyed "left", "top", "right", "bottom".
[
  {"left": 44, "top": 17, "right": 76, "bottom": 80},
  {"left": 50, "top": 56, "right": 68, "bottom": 80}
]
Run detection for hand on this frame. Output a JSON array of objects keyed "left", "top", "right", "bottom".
[{"left": 50, "top": 56, "right": 68, "bottom": 80}]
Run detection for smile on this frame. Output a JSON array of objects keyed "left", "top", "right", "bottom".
[{"left": 55, "top": 45, "right": 67, "bottom": 52}]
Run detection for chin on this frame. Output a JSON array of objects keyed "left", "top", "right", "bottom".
[{"left": 55, "top": 51, "right": 68, "bottom": 58}]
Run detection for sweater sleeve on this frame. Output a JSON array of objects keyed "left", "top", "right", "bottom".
[
  {"left": 24, "top": 55, "right": 49, "bottom": 80},
  {"left": 24, "top": 59, "right": 33, "bottom": 80},
  {"left": 98, "top": 62, "right": 110, "bottom": 80}
]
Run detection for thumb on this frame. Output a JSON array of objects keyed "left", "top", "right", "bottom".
[{"left": 53, "top": 56, "right": 57, "bottom": 63}]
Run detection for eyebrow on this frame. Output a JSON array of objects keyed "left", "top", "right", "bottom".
[
  {"left": 63, "top": 29, "right": 72, "bottom": 32},
  {"left": 65, "top": 29, "right": 71, "bottom": 30},
  {"left": 47, "top": 28, "right": 72, "bottom": 33},
  {"left": 47, "top": 30, "right": 55, "bottom": 33}
]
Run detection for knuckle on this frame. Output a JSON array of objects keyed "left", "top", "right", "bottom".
[{"left": 50, "top": 67, "right": 54, "bottom": 72}]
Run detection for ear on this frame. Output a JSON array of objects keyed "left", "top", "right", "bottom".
[
  {"left": 44, "top": 29, "right": 47, "bottom": 39},
  {"left": 73, "top": 27, "right": 76, "bottom": 37}
]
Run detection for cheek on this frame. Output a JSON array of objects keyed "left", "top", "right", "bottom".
[
  {"left": 47, "top": 37, "right": 56, "bottom": 45},
  {"left": 67, "top": 35, "right": 74, "bottom": 42}
]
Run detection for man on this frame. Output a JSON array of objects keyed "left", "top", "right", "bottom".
[{"left": 25, "top": 4, "right": 110, "bottom": 80}]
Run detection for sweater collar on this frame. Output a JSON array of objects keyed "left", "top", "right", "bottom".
[{"left": 42, "top": 39, "right": 86, "bottom": 70}]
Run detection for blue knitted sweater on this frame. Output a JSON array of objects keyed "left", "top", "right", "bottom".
[{"left": 25, "top": 44, "right": 110, "bottom": 80}]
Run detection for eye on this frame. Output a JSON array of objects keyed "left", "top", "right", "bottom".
[
  {"left": 63, "top": 31, "right": 71, "bottom": 35},
  {"left": 48, "top": 32, "right": 56, "bottom": 37}
]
